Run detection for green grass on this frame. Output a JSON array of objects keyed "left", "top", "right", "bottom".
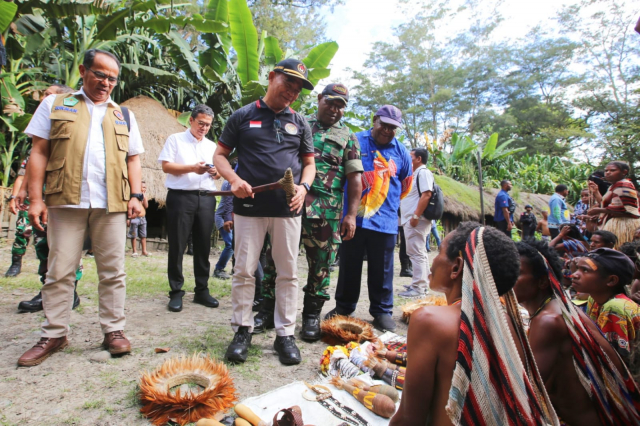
[
  {"left": 435, "top": 175, "right": 483, "bottom": 211},
  {"left": 82, "top": 399, "right": 105, "bottom": 410}
]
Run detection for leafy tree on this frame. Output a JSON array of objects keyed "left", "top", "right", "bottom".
[{"left": 557, "top": 0, "right": 640, "bottom": 179}]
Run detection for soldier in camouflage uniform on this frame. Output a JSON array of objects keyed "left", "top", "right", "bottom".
[
  {"left": 254, "top": 83, "right": 364, "bottom": 341},
  {"left": 4, "top": 156, "right": 42, "bottom": 277}
]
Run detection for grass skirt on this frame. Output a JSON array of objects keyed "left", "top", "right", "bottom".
[{"left": 601, "top": 216, "right": 640, "bottom": 249}]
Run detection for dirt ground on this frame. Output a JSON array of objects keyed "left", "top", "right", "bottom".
[{"left": 0, "top": 238, "right": 438, "bottom": 426}]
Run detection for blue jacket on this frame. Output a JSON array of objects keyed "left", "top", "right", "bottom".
[
  {"left": 548, "top": 193, "right": 569, "bottom": 229},
  {"left": 344, "top": 129, "right": 412, "bottom": 235}
]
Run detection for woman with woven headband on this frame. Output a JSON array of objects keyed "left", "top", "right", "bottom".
[
  {"left": 514, "top": 241, "right": 640, "bottom": 426},
  {"left": 587, "top": 161, "right": 640, "bottom": 248},
  {"left": 390, "top": 222, "right": 559, "bottom": 426},
  {"left": 572, "top": 248, "right": 640, "bottom": 372}
]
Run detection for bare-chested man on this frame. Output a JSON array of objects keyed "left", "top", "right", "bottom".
[
  {"left": 536, "top": 210, "right": 551, "bottom": 242},
  {"left": 390, "top": 222, "right": 556, "bottom": 426}
]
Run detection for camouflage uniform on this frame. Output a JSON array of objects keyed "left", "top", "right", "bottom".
[
  {"left": 10, "top": 157, "right": 42, "bottom": 256},
  {"left": 262, "top": 115, "right": 363, "bottom": 300}
]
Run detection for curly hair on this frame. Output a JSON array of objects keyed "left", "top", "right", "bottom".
[
  {"left": 515, "top": 240, "right": 564, "bottom": 284},
  {"left": 446, "top": 222, "right": 520, "bottom": 295},
  {"left": 619, "top": 241, "right": 640, "bottom": 264}
]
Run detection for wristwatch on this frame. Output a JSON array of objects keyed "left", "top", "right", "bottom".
[
  {"left": 301, "top": 182, "right": 310, "bottom": 193},
  {"left": 8, "top": 195, "right": 15, "bottom": 200},
  {"left": 131, "top": 193, "right": 144, "bottom": 202},
  {"left": 412, "top": 214, "right": 420, "bottom": 220}
]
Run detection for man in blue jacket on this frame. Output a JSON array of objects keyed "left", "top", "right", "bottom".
[
  {"left": 548, "top": 184, "right": 570, "bottom": 238},
  {"left": 325, "top": 105, "right": 413, "bottom": 332}
]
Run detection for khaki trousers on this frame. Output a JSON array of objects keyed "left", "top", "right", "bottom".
[
  {"left": 402, "top": 219, "right": 431, "bottom": 292},
  {"left": 231, "top": 214, "right": 301, "bottom": 336},
  {"left": 42, "top": 208, "right": 127, "bottom": 338}
]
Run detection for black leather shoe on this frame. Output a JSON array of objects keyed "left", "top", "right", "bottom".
[
  {"left": 225, "top": 326, "right": 252, "bottom": 363},
  {"left": 372, "top": 314, "right": 397, "bottom": 332},
  {"left": 168, "top": 296, "right": 183, "bottom": 312},
  {"left": 323, "top": 307, "right": 353, "bottom": 320},
  {"left": 274, "top": 335, "right": 301, "bottom": 365},
  {"left": 5, "top": 254, "right": 22, "bottom": 277},
  {"left": 18, "top": 292, "right": 43, "bottom": 313},
  {"left": 253, "top": 298, "right": 275, "bottom": 334},
  {"left": 300, "top": 295, "right": 325, "bottom": 342},
  {"left": 193, "top": 293, "right": 219, "bottom": 308}
]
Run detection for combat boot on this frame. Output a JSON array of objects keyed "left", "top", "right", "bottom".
[
  {"left": 18, "top": 292, "right": 43, "bottom": 313},
  {"left": 400, "top": 261, "right": 413, "bottom": 277},
  {"left": 300, "top": 294, "right": 325, "bottom": 342},
  {"left": 253, "top": 297, "right": 275, "bottom": 334},
  {"left": 5, "top": 254, "right": 23, "bottom": 277}
]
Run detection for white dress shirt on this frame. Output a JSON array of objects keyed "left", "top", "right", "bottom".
[
  {"left": 24, "top": 88, "right": 145, "bottom": 209},
  {"left": 157, "top": 129, "right": 217, "bottom": 191}
]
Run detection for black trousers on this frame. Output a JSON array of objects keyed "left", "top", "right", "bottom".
[
  {"left": 335, "top": 227, "right": 396, "bottom": 317},
  {"left": 398, "top": 226, "right": 410, "bottom": 266},
  {"left": 166, "top": 190, "right": 216, "bottom": 298},
  {"left": 495, "top": 220, "right": 511, "bottom": 238}
]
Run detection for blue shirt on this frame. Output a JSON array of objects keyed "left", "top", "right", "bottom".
[
  {"left": 343, "top": 129, "right": 412, "bottom": 235},
  {"left": 548, "top": 193, "right": 569, "bottom": 229},
  {"left": 215, "top": 180, "right": 233, "bottom": 230},
  {"left": 494, "top": 189, "right": 512, "bottom": 222}
]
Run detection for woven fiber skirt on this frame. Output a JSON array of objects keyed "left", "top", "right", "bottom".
[{"left": 601, "top": 216, "right": 640, "bottom": 249}]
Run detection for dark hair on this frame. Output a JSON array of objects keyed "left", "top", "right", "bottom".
[
  {"left": 446, "top": 221, "right": 520, "bottom": 295},
  {"left": 555, "top": 184, "right": 568, "bottom": 193},
  {"left": 191, "top": 104, "right": 214, "bottom": 119},
  {"left": 411, "top": 148, "right": 428, "bottom": 164},
  {"left": 83, "top": 49, "right": 121, "bottom": 70},
  {"left": 50, "top": 83, "right": 74, "bottom": 94},
  {"left": 592, "top": 230, "right": 618, "bottom": 248},
  {"left": 562, "top": 224, "right": 583, "bottom": 241},
  {"left": 619, "top": 241, "right": 640, "bottom": 264},
  {"left": 500, "top": 180, "right": 510, "bottom": 187},
  {"left": 588, "top": 170, "right": 611, "bottom": 196},
  {"left": 516, "top": 240, "right": 564, "bottom": 285},
  {"left": 581, "top": 188, "right": 590, "bottom": 194},
  {"left": 607, "top": 161, "right": 630, "bottom": 176}
]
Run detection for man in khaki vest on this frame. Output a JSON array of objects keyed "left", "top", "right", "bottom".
[{"left": 17, "top": 49, "right": 144, "bottom": 367}]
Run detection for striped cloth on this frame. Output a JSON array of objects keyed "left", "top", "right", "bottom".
[
  {"left": 445, "top": 227, "right": 559, "bottom": 426},
  {"left": 544, "top": 255, "right": 640, "bottom": 425}
]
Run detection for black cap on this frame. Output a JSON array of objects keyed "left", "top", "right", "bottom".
[
  {"left": 321, "top": 83, "right": 349, "bottom": 104},
  {"left": 273, "top": 58, "right": 314, "bottom": 90},
  {"left": 586, "top": 248, "right": 635, "bottom": 286}
]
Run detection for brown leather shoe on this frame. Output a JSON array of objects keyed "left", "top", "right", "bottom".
[
  {"left": 102, "top": 330, "right": 131, "bottom": 355},
  {"left": 18, "top": 336, "right": 68, "bottom": 367}
]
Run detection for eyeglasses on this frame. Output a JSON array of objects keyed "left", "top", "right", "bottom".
[
  {"left": 378, "top": 123, "right": 398, "bottom": 133},
  {"left": 274, "top": 119, "right": 283, "bottom": 143},
  {"left": 87, "top": 68, "right": 118, "bottom": 85},
  {"left": 195, "top": 120, "right": 212, "bottom": 128}
]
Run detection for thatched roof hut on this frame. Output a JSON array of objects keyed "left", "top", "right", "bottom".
[
  {"left": 120, "top": 96, "right": 186, "bottom": 206},
  {"left": 435, "top": 175, "right": 555, "bottom": 231}
]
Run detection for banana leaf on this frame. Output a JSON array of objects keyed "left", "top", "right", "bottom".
[
  {"left": 263, "top": 36, "right": 283, "bottom": 66},
  {"left": 0, "top": 2, "right": 18, "bottom": 33},
  {"left": 302, "top": 41, "right": 338, "bottom": 70},
  {"left": 228, "top": 0, "right": 259, "bottom": 84}
]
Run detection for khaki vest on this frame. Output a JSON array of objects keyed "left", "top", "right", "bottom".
[{"left": 45, "top": 94, "right": 130, "bottom": 213}]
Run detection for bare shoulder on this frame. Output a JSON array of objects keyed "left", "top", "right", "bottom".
[
  {"left": 410, "top": 305, "right": 460, "bottom": 345},
  {"left": 533, "top": 304, "right": 568, "bottom": 341}
]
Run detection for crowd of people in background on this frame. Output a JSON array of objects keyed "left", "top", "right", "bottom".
[{"left": 6, "top": 48, "right": 640, "bottom": 423}]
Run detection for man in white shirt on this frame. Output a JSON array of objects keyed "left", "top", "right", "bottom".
[
  {"left": 18, "top": 49, "right": 144, "bottom": 367},
  {"left": 158, "top": 105, "right": 219, "bottom": 312},
  {"left": 399, "top": 148, "right": 434, "bottom": 298}
]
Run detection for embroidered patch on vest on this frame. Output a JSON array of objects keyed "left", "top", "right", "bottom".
[
  {"left": 115, "top": 120, "right": 128, "bottom": 126},
  {"left": 113, "top": 110, "right": 124, "bottom": 120},
  {"left": 54, "top": 106, "right": 78, "bottom": 113},
  {"left": 285, "top": 123, "right": 298, "bottom": 134},
  {"left": 63, "top": 97, "right": 79, "bottom": 107}
]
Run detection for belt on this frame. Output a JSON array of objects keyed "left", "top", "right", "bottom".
[{"left": 169, "top": 189, "right": 212, "bottom": 196}]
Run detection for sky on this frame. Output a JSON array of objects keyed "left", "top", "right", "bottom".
[{"left": 319, "top": 0, "right": 581, "bottom": 91}]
